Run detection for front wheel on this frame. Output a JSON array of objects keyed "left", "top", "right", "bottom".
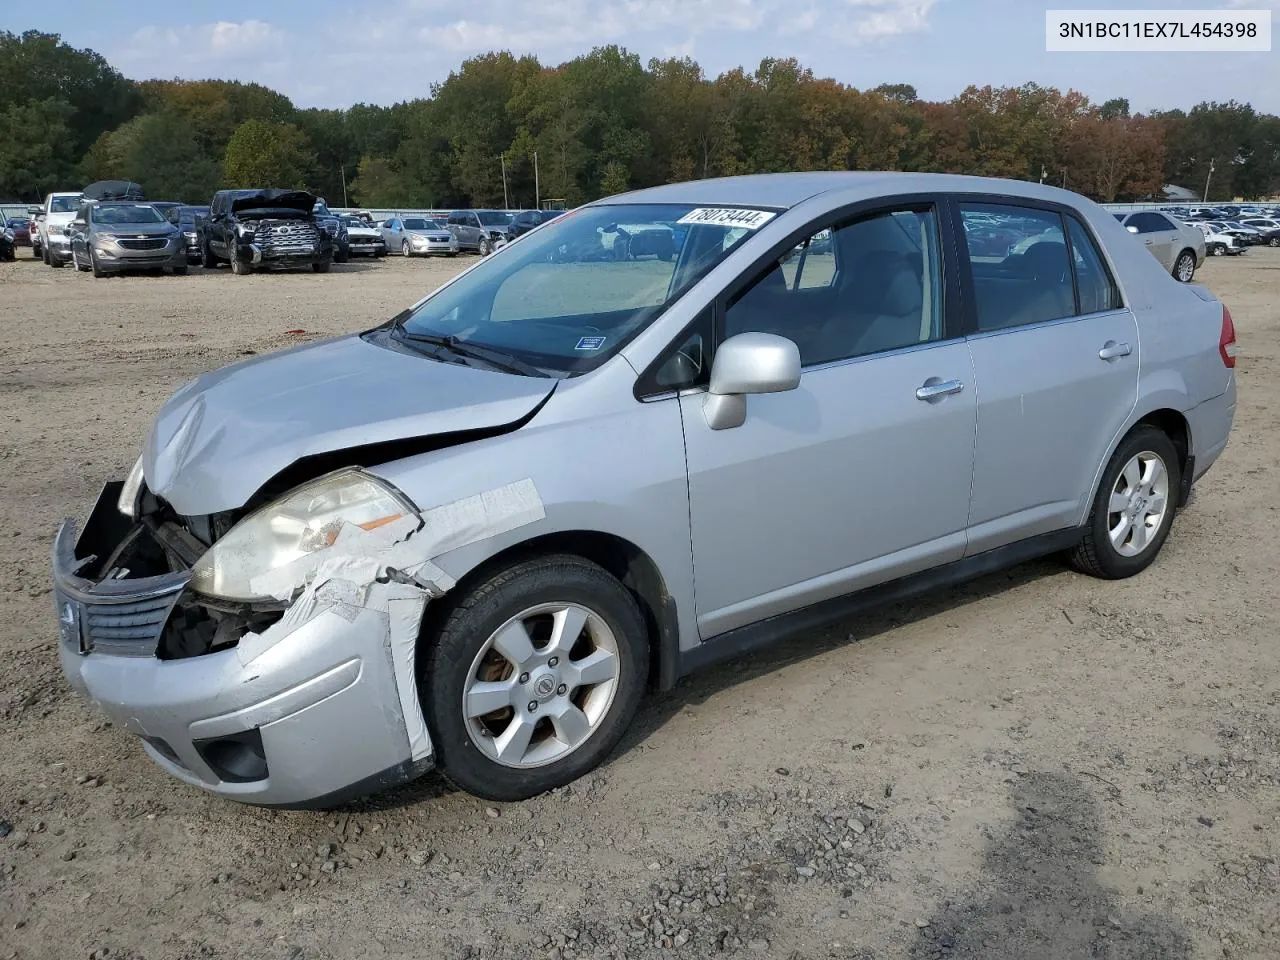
[
  {"left": 89, "top": 249, "right": 106, "bottom": 278},
  {"left": 478, "top": 237, "right": 491, "bottom": 257},
  {"left": 230, "top": 256, "right": 250, "bottom": 275},
  {"left": 1269, "top": 237, "right": 1280, "bottom": 247},
  {"left": 401, "top": 240, "right": 412, "bottom": 257},
  {"left": 422, "top": 555, "right": 649, "bottom": 802},
  {"left": 1173, "top": 250, "right": 1196, "bottom": 282},
  {"left": 1070, "top": 426, "right": 1181, "bottom": 580},
  {"left": 1209, "top": 243, "right": 1226, "bottom": 257}
]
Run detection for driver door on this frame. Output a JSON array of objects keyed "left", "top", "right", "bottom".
[{"left": 678, "top": 203, "right": 977, "bottom": 638}]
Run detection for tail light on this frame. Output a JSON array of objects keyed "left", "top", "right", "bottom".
[{"left": 1220, "top": 305, "right": 1238, "bottom": 368}]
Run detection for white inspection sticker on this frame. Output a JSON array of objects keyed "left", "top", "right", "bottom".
[{"left": 676, "top": 207, "right": 777, "bottom": 229}]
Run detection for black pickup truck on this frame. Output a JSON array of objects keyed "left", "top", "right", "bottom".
[{"left": 199, "top": 188, "right": 333, "bottom": 274}]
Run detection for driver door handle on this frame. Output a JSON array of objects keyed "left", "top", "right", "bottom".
[
  {"left": 1099, "top": 341, "right": 1132, "bottom": 360},
  {"left": 915, "top": 379, "right": 964, "bottom": 401}
]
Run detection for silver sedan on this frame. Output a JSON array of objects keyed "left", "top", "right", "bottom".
[
  {"left": 1113, "top": 211, "right": 1205, "bottom": 281},
  {"left": 380, "top": 216, "right": 458, "bottom": 257},
  {"left": 54, "top": 173, "right": 1236, "bottom": 807}
]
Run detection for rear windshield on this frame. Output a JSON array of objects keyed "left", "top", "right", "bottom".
[
  {"left": 49, "top": 196, "right": 83, "bottom": 213},
  {"left": 396, "top": 203, "right": 772, "bottom": 377}
]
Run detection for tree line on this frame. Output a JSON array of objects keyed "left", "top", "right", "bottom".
[{"left": 2, "top": 30, "right": 1278, "bottom": 208}]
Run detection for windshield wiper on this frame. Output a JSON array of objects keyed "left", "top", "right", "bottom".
[{"left": 391, "top": 317, "right": 543, "bottom": 377}]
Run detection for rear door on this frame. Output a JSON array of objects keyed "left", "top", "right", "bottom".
[
  {"left": 957, "top": 200, "right": 1138, "bottom": 553},
  {"left": 1127, "top": 212, "right": 1177, "bottom": 271}
]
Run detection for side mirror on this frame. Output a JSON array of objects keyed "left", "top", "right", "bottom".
[
  {"left": 26, "top": 206, "right": 40, "bottom": 217},
  {"left": 1126, "top": 225, "right": 1139, "bottom": 234},
  {"left": 703, "top": 332, "right": 802, "bottom": 430}
]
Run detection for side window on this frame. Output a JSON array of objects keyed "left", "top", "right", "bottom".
[
  {"left": 959, "top": 203, "right": 1073, "bottom": 331},
  {"left": 1066, "top": 217, "right": 1121, "bottom": 315},
  {"left": 640, "top": 312, "right": 712, "bottom": 395},
  {"left": 470, "top": 213, "right": 482, "bottom": 228},
  {"left": 1130, "top": 213, "right": 1172, "bottom": 234},
  {"left": 723, "top": 207, "right": 943, "bottom": 367}
]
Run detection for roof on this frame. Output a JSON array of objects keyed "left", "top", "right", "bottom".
[{"left": 597, "top": 172, "right": 1093, "bottom": 211}]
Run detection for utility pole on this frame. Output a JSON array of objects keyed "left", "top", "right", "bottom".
[
  {"left": 1203, "top": 158, "right": 1215, "bottom": 203},
  {"left": 500, "top": 154, "right": 509, "bottom": 209},
  {"left": 534, "top": 151, "right": 540, "bottom": 208},
  {"left": 340, "top": 164, "right": 348, "bottom": 208},
  {"left": 1039, "top": 165, "right": 1047, "bottom": 184}
]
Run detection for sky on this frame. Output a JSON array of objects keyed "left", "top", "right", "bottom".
[{"left": 7, "top": 0, "right": 1279, "bottom": 112}]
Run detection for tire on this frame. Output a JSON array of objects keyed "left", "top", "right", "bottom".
[
  {"left": 89, "top": 249, "right": 106, "bottom": 278},
  {"left": 201, "top": 240, "right": 218, "bottom": 269},
  {"left": 31, "top": 245, "right": 40, "bottom": 259},
  {"left": 335, "top": 245, "right": 350, "bottom": 264},
  {"left": 1070, "top": 426, "right": 1181, "bottom": 580},
  {"left": 1173, "top": 249, "right": 1196, "bottom": 282},
  {"left": 230, "top": 256, "right": 250, "bottom": 275},
  {"left": 422, "top": 555, "right": 650, "bottom": 802},
  {"left": 42, "top": 244, "right": 51, "bottom": 266},
  {"left": 478, "top": 237, "right": 491, "bottom": 257},
  {"left": 1210, "top": 244, "right": 1225, "bottom": 257},
  {"left": 1270, "top": 237, "right": 1280, "bottom": 247},
  {"left": 402, "top": 240, "right": 411, "bottom": 257},
  {"left": 171, "top": 264, "right": 188, "bottom": 276},
  {"left": 312, "top": 260, "right": 330, "bottom": 273},
  {"left": 76, "top": 253, "right": 90, "bottom": 272},
  {"left": 447, "top": 252, "right": 458, "bottom": 258}
]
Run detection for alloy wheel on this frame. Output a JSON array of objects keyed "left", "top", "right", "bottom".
[
  {"left": 462, "top": 602, "right": 621, "bottom": 768},
  {"left": 1107, "top": 451, "right": 1170, "bottom": 558},
  {"left": 1175, "top": 253, "right": 1195, "bottom": 282}
]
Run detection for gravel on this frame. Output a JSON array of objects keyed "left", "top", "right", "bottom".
[{"left": 0, "top": 253, "right": 1277, "bottom": 958}]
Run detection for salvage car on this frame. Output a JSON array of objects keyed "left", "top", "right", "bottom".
[
  {"left": 6, "top": 217, "right": 31, "bottom": 247},
  {"left": 37, "top": 191, "right": 86, "bottom": 267},
  {"left": 313, "top": 199, "right": 350, "bottom": 263},
  {"left": 68, "top": 201, "right": 189, "bottom": 277},
  {"left": 382, "top": 216, "right": 458, "bottom": 257},
  {"left": 1112, "top": 211, "right": 1205, "bottom": 281},
  {"left": 53, "top": 173, "right": 1237, "bottom": 808},
  {"left": 342, "top": 214, "right": 386, "bottom": 257},
  {"left": 200, "top": 188, "right": 333, "bottom": 274},
  {"left": 177, "top": 205, "right": 210, "bottom": 264}
]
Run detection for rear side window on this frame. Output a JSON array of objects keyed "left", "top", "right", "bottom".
[
  {"left": 1128, "top": 212, "right": 1173, "bottom": 234},
  {"left": 958, "top": 204, "right": 1074, "bottom": 331},
  {"left": 1066, "top": 217, "right": 1122, "bottom": 314}
]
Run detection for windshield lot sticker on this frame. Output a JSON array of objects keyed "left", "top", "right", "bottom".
[
  {"left": 677, "top": 208, "right": 777, "bottom": 229},
  {"left": 575, "top": 336, "right": 606, "bottom": 351}
]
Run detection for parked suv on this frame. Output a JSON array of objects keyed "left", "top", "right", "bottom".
[
  {"left": 53, "top": 174, "right": 1236, "bottom": 808},
  {"left": 200, "top": 188, "right": 333, "bottom": 274},
  {"left": 68, "top": 201, "right": 188, "bottom": 277},
  {"left": 447, "top": 209, "right": 514, "bottom": 255}
]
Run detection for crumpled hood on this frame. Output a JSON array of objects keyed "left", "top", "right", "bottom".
[
  {"left": 231, "top": 189, "right": 316, "bottom": 216},
  {"left": 143, "top": 334, "right": 556, "bottom": 515}
]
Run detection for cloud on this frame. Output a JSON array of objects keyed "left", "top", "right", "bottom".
[
  {"left": 125, "top": 20, "right": 282, "bottom": 65},
  {"left": 109, "top": 1, "right": 939, "bottom": 106}
]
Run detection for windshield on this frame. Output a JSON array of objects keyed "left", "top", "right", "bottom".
[
  {"left": 396, "top": 203, "right": 771, "bottom": 377},
  {"left": 49, "top": 196, "right": 83, "bottom": 213},
  {"left": 478, "top": 211, "right": 513, "bottom": 226},
  {"left": 94, "top": 204, "right": 166, "bottom": 225},
  {"left": 404, "top": 218, "right": 441, "bottom": 230}
]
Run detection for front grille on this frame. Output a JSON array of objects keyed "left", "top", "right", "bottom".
[
  {"left": 117, "top": 238, "right": 166, "bottom": 251},
  {"left": 259, "top": 221, "right": 321, "bottom": 256},
  {"left": 82, "top": 592, "right": 184, "bottom": 657},
  {"left": 429, "top": 235, "right": 452, "bottom": 242}
]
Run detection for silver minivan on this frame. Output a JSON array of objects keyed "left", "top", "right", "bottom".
[{"left": 53, "top": 173, "right": 1237, "bottom": 807}]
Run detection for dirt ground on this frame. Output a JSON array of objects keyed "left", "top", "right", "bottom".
[{"left": 0, "top": 249, "right": 1276, "bottom": 960}]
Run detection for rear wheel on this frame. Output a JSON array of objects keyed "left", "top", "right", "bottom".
[
  {"left": 1270, "top": 236, "right": 1280, "bottom": 247},
  {"left": 201, "top": 240, "right": 218, "bottom": 269},
  {"left": 423, "top": 555, "right": 649, "bottom": 801},
  {"left": 1070, "top": 426, "right": 1181, "bottom": 580},
  {"left": 1173, "top": 249, "right": 1196, "bottom": 282}
]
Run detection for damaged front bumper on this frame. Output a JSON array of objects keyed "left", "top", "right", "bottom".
[{"left": 51, "top": 483, "right": 431, "bottom": 808}]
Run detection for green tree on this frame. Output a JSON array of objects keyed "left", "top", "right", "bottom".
[
  {"left": 102, "top": 110, "right": 221, "bottom": 200},
  {"left": 0, "top": 97, "right": 76, "bottom": 199},
  {"left": 222, "top": 118, "right": 315, "bottom": 188}
]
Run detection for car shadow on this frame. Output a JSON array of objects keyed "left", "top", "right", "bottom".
[
  {"left": 340, "top": 556, "right": 1073, "bottom": 813},
  {"left": 907, "top": 771, "right": 1192, "bottom": 959}
]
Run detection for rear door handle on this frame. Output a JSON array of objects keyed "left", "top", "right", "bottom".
[
  {"left": 915, "top": 378, "right": 964, "bottom": 401},
  {"left": 1099, "top": 341, "right": 1132, "bottom": 360}
]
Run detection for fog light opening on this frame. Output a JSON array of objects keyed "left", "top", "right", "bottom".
[{"left": 195, "top": 729, "right": 269, "bottom": 783}]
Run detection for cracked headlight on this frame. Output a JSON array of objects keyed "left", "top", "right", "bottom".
[{"left": 190, "top": 470, "right": 414, "bottom": 602}]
